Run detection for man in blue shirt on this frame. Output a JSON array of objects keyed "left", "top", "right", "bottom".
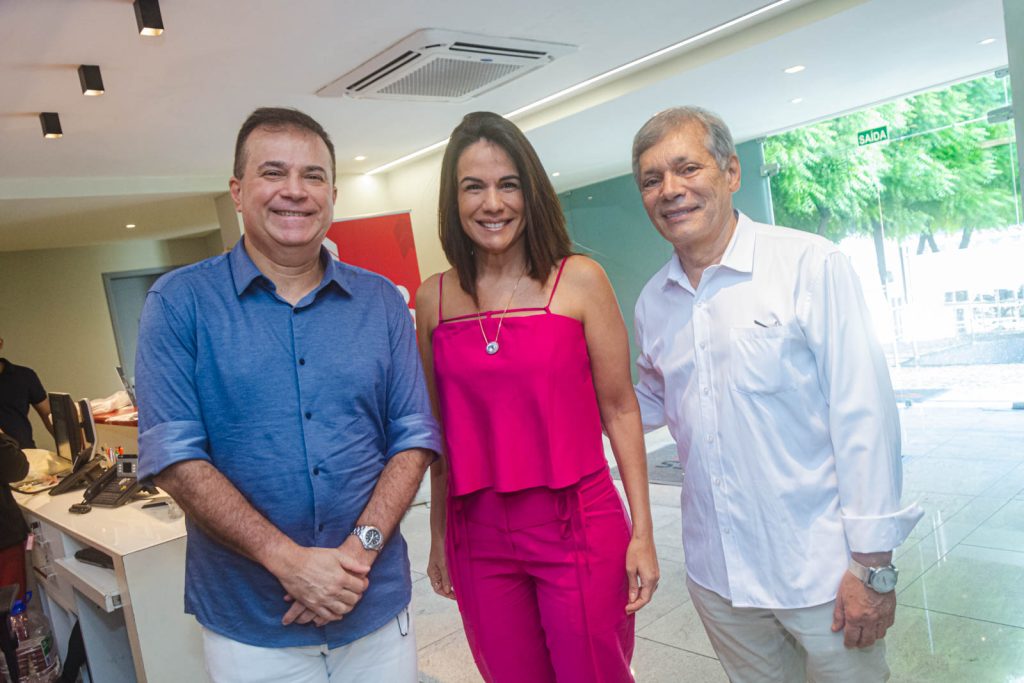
[{"left": 136, "top": 107, "right": 441, "bottom": 682}]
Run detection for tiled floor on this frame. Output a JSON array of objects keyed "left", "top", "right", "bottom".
[{"left": 408, "top": 387, "right": 1024, "bottom": 682}]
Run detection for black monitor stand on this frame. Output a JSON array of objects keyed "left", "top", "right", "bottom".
[{"left": 49, "top": 455, "right": 104, "bottom": 496}]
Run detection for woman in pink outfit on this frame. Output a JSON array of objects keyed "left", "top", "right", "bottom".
[{"left": 416, "top": 112, "right": 659, "bottom": 683}]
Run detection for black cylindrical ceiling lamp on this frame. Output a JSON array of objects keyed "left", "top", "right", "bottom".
[
  {"left": 40, "top": 113, "right": 63, "bottom": 139},
  {"left": 78, "top": 65, "right": 105, "bottom": 96},
  {"left": 133, "top": 0, "right": 164, "bottom": 36}
]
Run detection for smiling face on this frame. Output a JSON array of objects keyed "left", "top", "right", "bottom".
[
  {"left": 229, "top": 125, "right": 337, "bottom": 265},
  {"left": 456, "top": 139, "right": 526, "bottom": 257},
  {"left": 637, "top": 121, "right": 740, "bottom": 260}
]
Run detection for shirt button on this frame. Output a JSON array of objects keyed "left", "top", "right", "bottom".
[
  {"left": 702, "top": 386, "right": 710, "bottom": 395},
  {"left": 699, "top": 341, "right": 706, "bottom": 350},
  {"left": 305, "top": 411, "right": 312, "bottom": 420},
  {"left": 299, "top": 358, "right": 306, "bottom": 366},
  {"left": 313, "top": 467, "right": 320, "bottom": 475},
  {"left": 714, "top": 478, "right": 722, "bottom": 486},
  {"left": 706, "top": 434, "right": 714, "bottom": 443},
  {"left": 723, "top": 527, "right": 731, "bottom": 535},
  {"left": 318, "top": 523, "right": 324, "bottom": 532}
]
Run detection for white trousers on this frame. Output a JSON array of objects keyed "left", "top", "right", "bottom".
[
  {"left": 687, "top": 577, "right": 889, "bottom": 683},
  {"left": 201, "top": 607, "right": 417, "bottom": 683}
]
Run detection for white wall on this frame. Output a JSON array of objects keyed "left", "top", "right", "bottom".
[{"left": 0, "top": 234, "right": 219, "bottom": 448}]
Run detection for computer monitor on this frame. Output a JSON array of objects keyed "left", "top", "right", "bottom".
[
  {"left": 116, "top": 366, "right": 136, "bottom": 408},
  {"left": 78, "top": 398, "right": 97, "bottom": 457},
  {"left": 49, "top": 392, "right": 85, "bottom": 464},
  {"left": 48, "top": 393, "right": 103, "bottom": 497}
]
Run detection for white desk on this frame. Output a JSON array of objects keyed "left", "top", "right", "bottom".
[{"left": 17, "top": 482, "right": 208, "bottom": 682}]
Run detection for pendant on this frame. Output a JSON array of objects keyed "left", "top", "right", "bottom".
[{"left": 485, "top": 341, "right": 500, "bottom": 355}]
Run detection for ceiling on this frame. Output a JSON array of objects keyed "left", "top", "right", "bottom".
[{"left": 0, "top": 0, "right": 1009, "bottom": 252}]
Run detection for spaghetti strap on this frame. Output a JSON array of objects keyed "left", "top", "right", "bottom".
[
  {"left": 545, "top": 256, "right": 571, "bottom": 311},
  {"left": 437, "top": 272, "right": 445, "bottom": 321}
]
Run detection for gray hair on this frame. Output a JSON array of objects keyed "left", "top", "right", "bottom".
[{"left": 631, "top": 106, "right": 736, "bottom": 185}]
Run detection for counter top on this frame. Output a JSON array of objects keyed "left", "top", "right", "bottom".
[{"left": 16, "top": 450, "right": 183, "bottom": 557}]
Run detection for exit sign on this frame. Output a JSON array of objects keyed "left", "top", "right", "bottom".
[{"left": 858, "top": 126, "right": 889, "bottom": 146}]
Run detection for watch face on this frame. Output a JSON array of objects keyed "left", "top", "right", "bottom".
[
  {"left": 364, "top": 527, "right": 382, "bottom": 548},
  {"left": 869, "top": 567, "right": 898, "bottom": 593}
]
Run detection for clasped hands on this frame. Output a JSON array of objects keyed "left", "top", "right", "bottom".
[{"left": 277, "top": 540, "right": 374, "bottom": 627}]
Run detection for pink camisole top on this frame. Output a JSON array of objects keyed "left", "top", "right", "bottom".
[{"left": 432, "top": 257, "right": 607, "bottom": 497}]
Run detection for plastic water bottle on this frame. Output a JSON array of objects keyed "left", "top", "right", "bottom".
[{"left": 7, "top": 593, "right": 60, "bottom": 683}]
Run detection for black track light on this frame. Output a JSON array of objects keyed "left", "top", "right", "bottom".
[
  {"left": 40, "top": 113, "right": 63, "bottom": 139},
  {"left": 133, "top": 0, "right": 164, "bottom": 36},
  {"left": 78, "top": 65, "right": 105, "bottom": 96}
]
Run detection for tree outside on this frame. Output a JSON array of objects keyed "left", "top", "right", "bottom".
[{"left": 765, "top": 72, "right": 1020, "bottom": 288}]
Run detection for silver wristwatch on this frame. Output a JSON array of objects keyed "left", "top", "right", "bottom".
[
  {"left": 351, "top": 525, "right": 384, "bottom": 552},
  {"left": 848, "top": 558, "right": 898, "bottom": 593}
]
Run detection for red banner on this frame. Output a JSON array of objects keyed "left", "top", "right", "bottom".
[{"left": 325, "top": 212, "right": 420, "bottom": 309}]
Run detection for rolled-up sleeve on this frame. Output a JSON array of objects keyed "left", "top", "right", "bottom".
[
  {"left": 135, "top": 289, "right": 211, "bottom": 483},
  {"left": 805, "top": 251, "right": 923, "bottom": 552},
  {"left": 383, "top": 284, "right": 442, "bottom": 459}
]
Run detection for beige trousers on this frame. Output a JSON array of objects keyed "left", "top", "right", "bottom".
[{"left": 687, "top": 576, "right": 890, "bottom": 683}]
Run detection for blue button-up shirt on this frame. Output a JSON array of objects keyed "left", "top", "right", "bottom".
[{"left": 136, "top": 239, "right": 441, "bottom": 648}]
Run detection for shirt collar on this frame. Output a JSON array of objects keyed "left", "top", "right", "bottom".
[
  {"left": 718, "top": 211, "right": 756, "bottom": 275},
  {"left": 663, "top": 210, "right": 755, "bottom": 290},
  {"left": 229, "top": 237, "right": 352, "bottom": 298}
]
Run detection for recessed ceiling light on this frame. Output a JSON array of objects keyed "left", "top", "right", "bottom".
[
  {"left": 979, "top": 38, "right": 996, "bottom": 45},
  {"left": 366, "top": 0, "right": 800, "bottom": 175},
  {"left": 791, "top": 97, "right": 804, "bottom": 104},
  {"left": 125, "top": 224, "right": 136, "bottom": 229},
  {"left": 353, "top": 155, "right": 367, "bottom": 161},
  {"left": 784, "top": 65, "right": 805, "bottom": 74},
  {"left": 552, "top": 172, "right": 560, "bottom": 177}
]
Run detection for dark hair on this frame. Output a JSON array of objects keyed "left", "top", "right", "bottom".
[
  {"left": 632, "top": 106, "right": 736, "bottom": 184},
  {"left": 233, "top": 107, "right": 336, "bottom": 182},
  {"left": 438, "top": 112, "right": 571, "bottom": 303}
]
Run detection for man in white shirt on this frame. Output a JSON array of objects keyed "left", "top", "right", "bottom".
[{"left": 631, "top": 106, "right": 923, "bottom": 682}]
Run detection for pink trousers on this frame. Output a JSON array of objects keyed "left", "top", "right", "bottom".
[{"left": 446, "top": 468, "right": 635, "bottom": 683}]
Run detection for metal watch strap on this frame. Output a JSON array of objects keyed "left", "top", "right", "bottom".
[
  {"left": 351, "top": 525, "right": 383, "bottom": 551},
  {"left": 848, "top": 558, "right": 897, "bottom": 593},
  {"left": 848, "top": 558, "right": 872, "bottom": 583}
]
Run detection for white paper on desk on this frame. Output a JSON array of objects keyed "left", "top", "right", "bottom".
[
  {"left": 90, "top": 391, "right": 132, "bottom": 414},
  {"left": 24, "top": 448, "right": 66, "bottom": 476}
]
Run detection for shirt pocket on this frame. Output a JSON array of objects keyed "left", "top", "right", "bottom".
[{"left": 729, "top": 326, "right": 798, "bottom": 395}]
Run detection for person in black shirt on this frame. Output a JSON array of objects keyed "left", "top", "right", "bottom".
[
  {"left": 0, "top": 430, "right": 29, "bottom": 598},
  {"left": 0, "top": 335, "right": 52, "bottom": 449}
]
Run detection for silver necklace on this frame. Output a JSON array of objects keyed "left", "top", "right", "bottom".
[{"left": 477, "top": 269, "right": 526, "bottom": 355}]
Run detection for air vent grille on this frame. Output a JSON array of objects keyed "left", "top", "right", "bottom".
[
  {"left": 317, "top": 29, "right": 576, "bottom": 102},
  {"left": 380, "top": 59, "right": 521, "bottom": 99},
  {"left": 448, "top": 42, "right": 547, "bottom": 59},
  {"left": 347, "top": 51, "right": 422, "bottom": 92}
]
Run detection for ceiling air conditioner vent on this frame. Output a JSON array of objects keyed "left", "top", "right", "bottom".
[{"left": 318, "top": 29, "right": 576, "bottom": 102}]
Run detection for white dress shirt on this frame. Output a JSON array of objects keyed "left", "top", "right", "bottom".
[{"left": 635, "top": 213, "right": 923, "bottom": 609}]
